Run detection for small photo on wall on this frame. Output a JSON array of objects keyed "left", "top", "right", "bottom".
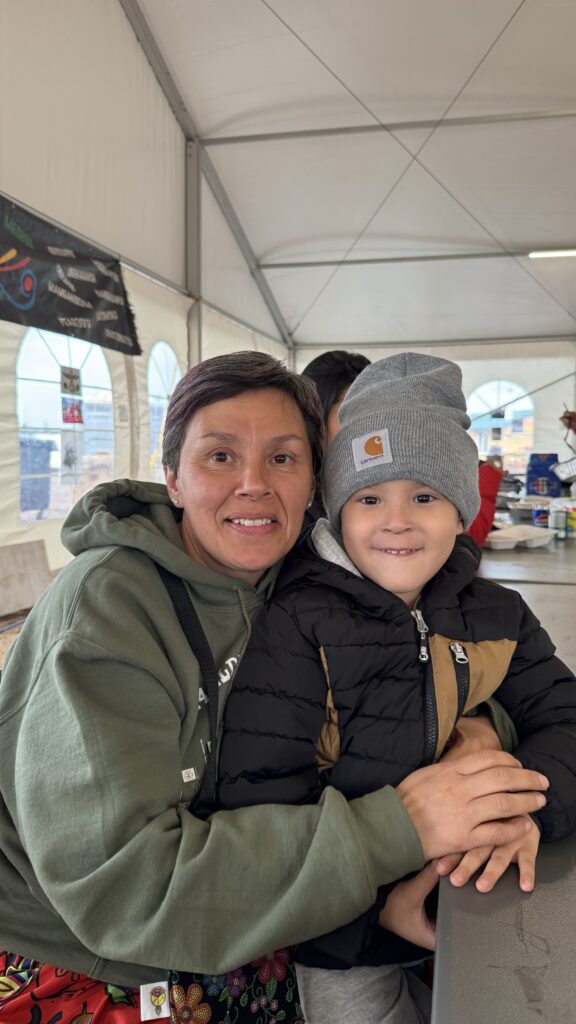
[
  {"left": 61, "top": 366, "right": 81, "bottom": 395},
  {"left": 62, "top": 396, "right": 84, "bottom": 424}
]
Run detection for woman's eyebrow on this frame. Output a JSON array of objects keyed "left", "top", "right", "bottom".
[
  {"left": 198, "top": 432, "right": 237, "bottom": 442},
  {"left": 198, "top": 432, "right": 306, "bottom": 444}
]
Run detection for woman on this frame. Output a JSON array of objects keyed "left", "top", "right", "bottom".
[{"left": 0, "top": 351, "right": 547, "bottom": 1022}]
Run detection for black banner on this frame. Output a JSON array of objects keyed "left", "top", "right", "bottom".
[{"left": 0, "top": 194, "right": 141, "bottom": 355}]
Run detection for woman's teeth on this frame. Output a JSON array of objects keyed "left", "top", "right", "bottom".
[{"left": 230, "top": 518, "right": 273, "bottom": 526}]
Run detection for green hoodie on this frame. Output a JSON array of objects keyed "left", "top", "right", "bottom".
[{"left": 0, "top": 479, "right": 424, "bottom": 987}]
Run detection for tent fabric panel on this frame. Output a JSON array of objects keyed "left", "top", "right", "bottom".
[
  {"left": 0, "top": 0, "right": 186, "bottom": 287},
  {"left": 265, "top": 259, "right": 576, "bottom": 343},
  {"left": 201, "top": 179, "right": 282, "bottom": 341},
  {"left": 201, "top": 305, "right": 288, "bottom": 363}
]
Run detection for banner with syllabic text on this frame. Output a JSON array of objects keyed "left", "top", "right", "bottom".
[{"left": 0, "top": 194, "right": 141, "bottom": 355}]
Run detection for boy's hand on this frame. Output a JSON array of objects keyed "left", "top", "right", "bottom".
[
  {"left": 436, "top": 816, "right": 540, "bottom": 893},
  {"left": 378, "top": 861, "right": 439, "bottom": 951}
]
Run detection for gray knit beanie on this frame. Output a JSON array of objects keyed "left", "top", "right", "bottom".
[{"left": 322, "top": 352, "right": 480, "bottom": 529}]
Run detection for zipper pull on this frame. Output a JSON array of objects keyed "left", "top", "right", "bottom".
[
  {"left": 411, "top": 609, "right": 430, "bottom": 663},
  {"left": 449, "top": 642, "right": 469, "bottom": 665}
]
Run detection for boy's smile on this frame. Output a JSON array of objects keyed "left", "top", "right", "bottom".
[{"left": 340, "top": 479, "right": 463, "bottom": 607}]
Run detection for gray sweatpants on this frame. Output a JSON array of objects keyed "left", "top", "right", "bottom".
[{"left": 295, "top": 963, "right": 431, "bottom": 1024}]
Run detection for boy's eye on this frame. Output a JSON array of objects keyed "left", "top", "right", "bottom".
[
  {"left": 359, "top": 495, "right": 380, "bottom": 505},
  {"left": 414, "top": 493, "right": 436, "bottom": 503}
]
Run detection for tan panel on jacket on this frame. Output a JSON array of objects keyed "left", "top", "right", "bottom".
[
  {"left": 429, "top": 635, "right": 517, "bottom": 761},
  {"left": 315, "top": 646, "right": 341, "bottom": 772}
]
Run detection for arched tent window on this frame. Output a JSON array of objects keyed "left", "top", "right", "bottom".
[
  {"left": 467, "top": 380, "right": 534, "bottom": 475},
  {"left": 147, "top": 341, "right": 182, "bottom": 482},
  {"left": 17, "top": 329, "right": 114, "bottom": 521}
]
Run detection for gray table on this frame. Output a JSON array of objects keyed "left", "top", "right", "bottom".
[
  {"left": 432, "top": 835, "right": 576, "bottom": 1023},
  {"left": 479, "top": 538, "right": 576, "bottom": 586},
  {"left": 432, "top": 539, "right": 576, "bottom": 1020}
]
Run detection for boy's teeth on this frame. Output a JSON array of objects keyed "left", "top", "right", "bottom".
[{"left": 231, "top": 517, "right": 272, "bottom": 526}]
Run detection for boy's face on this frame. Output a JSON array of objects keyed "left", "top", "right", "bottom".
[{"left": 341, "top": 479, "right": 463, "bottom": 608}]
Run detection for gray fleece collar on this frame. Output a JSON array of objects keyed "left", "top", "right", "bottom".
[{"left": 311, "top": 518, "right": 362, "bottom": 578}]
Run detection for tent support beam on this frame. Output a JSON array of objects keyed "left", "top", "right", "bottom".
[
  {"left": 261, "top": 249, "right": 576, "bottom": 269},
  {"left": 203, "top": 109, "right": 576, "bottom": 147},
  {"left": 117, "top": 0, "right": 293, "bottom": 350},
  {"left": 294, "top": 334, "right": 576, "bottom": 351}
]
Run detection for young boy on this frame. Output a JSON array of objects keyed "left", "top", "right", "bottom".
[{"left": 215, "top": 353, "right": 576, "bottom": 1024}]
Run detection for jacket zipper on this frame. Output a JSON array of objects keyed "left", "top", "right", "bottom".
[
  {"left": 449, "top": 642, "right": 470, "bottom": 719},
  {"left": 411, "top": 609, "right": 437, "bottom": 764}
]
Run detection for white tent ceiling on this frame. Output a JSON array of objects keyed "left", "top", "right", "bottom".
[{"left": 130, "top": 0, "right": 576, "bottom": 350}]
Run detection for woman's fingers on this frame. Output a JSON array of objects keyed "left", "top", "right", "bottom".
[
  {"left": 467, "top": 814, "right": 534, "bottom": 851},
  {"left": 397, "top": 753, "right": 548, "bottom": 861},
  {"left": 472, "top": 789, "right": 547, "bottom": 822}
]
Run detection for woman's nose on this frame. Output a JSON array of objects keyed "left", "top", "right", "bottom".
[{"left": 235, "top": 462, "right": 274, "bottom": 498}]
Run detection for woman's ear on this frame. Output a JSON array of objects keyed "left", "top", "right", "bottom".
[{"left": 164, "top": 466, "right": 180, "bottom": 506}]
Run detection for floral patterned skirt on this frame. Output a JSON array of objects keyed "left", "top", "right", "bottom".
[
  {"left": 0, "top": 950, "right": 304, "bottom": 1024},
  {"left": 169, "top": 950, "right": 304, "bottom": 1024}
]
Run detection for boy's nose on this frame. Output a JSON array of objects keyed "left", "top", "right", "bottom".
[{"left": 379, "top": 504, "right": 413, "bottom": 531}]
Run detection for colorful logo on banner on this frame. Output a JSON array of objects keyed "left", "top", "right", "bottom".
[
  {"left": 0, "top": 194, "right": 140, "bottom": 355},
  {"left": 0, "top": 243, "right": 37, "bottom": 310}
]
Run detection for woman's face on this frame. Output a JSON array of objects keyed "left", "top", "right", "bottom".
[
  {"left": 165, "top": 388, "right": 315, "bottom": 585},
  {"left": 325, "top": 386, "right": 349, "bottom": 449}
]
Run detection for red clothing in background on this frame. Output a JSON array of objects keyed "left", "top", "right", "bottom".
[{"left": 465, "top": 463, "right": 503, "bottom": 548}]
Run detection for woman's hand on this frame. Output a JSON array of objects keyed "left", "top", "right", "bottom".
[
  {"left": 378, "top": 861, "right": 439, "bottom": 951},
  {"left": 396, "top": 750, "right": 548, "bottom": 861},
  {"left": 441, "top": 713, "right": 502, "bottom": 762},
  {"left": 436, "top": 817, "right": 541, "bottom": 893}
]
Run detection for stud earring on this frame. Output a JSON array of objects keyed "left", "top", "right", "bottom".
[{"left": 172, "top": 496, "right": 180, "bottom": 506}]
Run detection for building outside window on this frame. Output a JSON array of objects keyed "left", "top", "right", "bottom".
[
  {"left": 467, "top": 380, "right": 534, "bottom": 476},
  {"left": 17, "top": 328, "right": 114, "bottom": 521}
]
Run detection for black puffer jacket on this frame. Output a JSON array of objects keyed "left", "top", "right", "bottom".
[{"left": 218, "top": 532, "right": 576, "bottom": 967}]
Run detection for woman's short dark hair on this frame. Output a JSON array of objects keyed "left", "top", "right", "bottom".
[
  {"left": 301, "top": 350, "right": 371, "bottom": 424},
  {"left": 162, "top": 350, "right": 324, "bottom": 477}
]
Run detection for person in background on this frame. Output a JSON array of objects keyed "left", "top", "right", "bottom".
[
  {"left": 303, "top": 349, "right": 503, "bottom": 549},
  {"left": 218, "top": 353, "right": 576, "bottom": 1024},
  {"left": 302, "top": 350, "right": 371, "bottom": 523}
]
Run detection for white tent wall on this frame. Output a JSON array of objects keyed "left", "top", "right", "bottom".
[
  {"left": 0, "top": 272, "right": 193, "bottom": 571},
  {"left": 201, "top": 179, "right": 283, "bottom": 344},
  {"left": 122, "top": 268, "right": 194, "bottom": 481},
  {"left": 0, "top": 0, "right": 186, "bottom": 287},
  {"left": 296, "top": 341, "right": 576, "bottom": 467},
  {"left": 201, "top": 305, "right": 288, "bottom": 363},
  {"left": 0, "top": 318, "right": 125, "bottom": 571}
]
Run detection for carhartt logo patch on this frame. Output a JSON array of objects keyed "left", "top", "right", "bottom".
[{"left": 352, "top": 429, "right": 392, "bottom": 470}]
